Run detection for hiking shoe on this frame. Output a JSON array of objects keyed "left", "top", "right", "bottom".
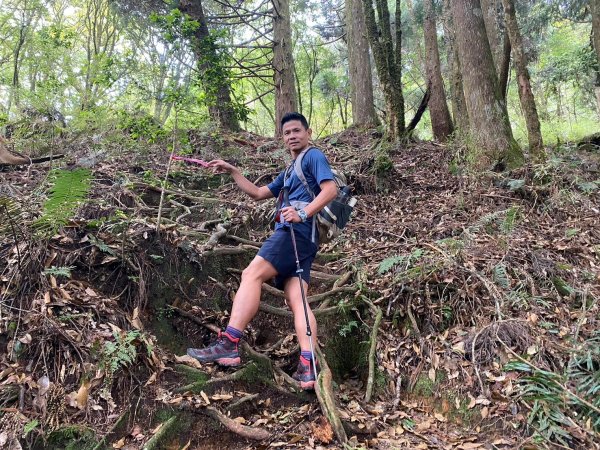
[
  {"left": 187, "top": 331, "right": 241, "bottom": 366},
  {"left": 292, "top": 356, "right": 318, "bottom": 390}
]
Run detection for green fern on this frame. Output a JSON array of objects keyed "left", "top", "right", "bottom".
[
  {"left": 493, "top": 263, "right": 511, "bottom": 289},
  {"left": 34, "top": 168, "right": 92, "bottom": 237},
  {"left": 0, "top": 196, "right": 27, "bottom": 240},
  {"left": 378, "top": 254, "right": 406, "bottom": 274},
  {"left": 43, "top": 266, "right": 75, "bottom": 278}
]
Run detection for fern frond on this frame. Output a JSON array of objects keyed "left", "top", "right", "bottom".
[
  {"left": 378, "top": 254, "right": 405, "bottom": 274},
  {"left": 493, "top": 263, "right": 510, "bottom": 289},
  {"left": 34, "top": 168, "right": 92, "bottom": 237},
  {"left": 0, "top": 196, "right": 27, "bottom": 240},
  {"left": 502, "top": 206, "right": 521, "bottom": 233}
]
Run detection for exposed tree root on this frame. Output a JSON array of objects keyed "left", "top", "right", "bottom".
[
  {"left": 365, "top": 304, "right": 383, "bottom": 403},
  {"left": 315, "top": 347, "right": 348, "bottom": 445}
]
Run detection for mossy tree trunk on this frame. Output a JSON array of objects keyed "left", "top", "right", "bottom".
[
  {"left": 441, "top": 0, "right": 469, "bottom": 134},
  {"left": 590, "top": 0, "right": 600, "bottom": 117},
  {"left": 501, "top": 0, "right": 545, "bottom": 161},
  {"left": 450, "top": 0, "right": 523, "bottom": 169},
  {"left": 179, "top": 0, "right": 240, "bottom": 131},
  {"left": 361, "top": 0, "right": 405, "bottom": 140}
]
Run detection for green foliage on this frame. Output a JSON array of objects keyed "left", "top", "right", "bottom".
[
  {"left": 378, "top": 255, "right": 406, "bottom": 275},
  {"left": 100, "top": 330, "right": 140, "bottom": 382},
  {"left": 338, "top": 320, "right": 359, "bottom": 337},
  {"left": 0, "top": 197, "right": 26, "bottom": 240},
  {"left": 43, "top": 266, "right": 75, "bottom": 278},
  {"left": 378, "top": 248, "right": 424, "bottom": 275},
  {"left": 23, "top": 419, "right": 39, "bottom": 436},
  {"left": 34, "top": 169, "right": 92, "bottom": 237},
  {"left": 493, "top": 263, "right": 510, "bottom": 290},
  {"left": 506, "top": 332, "right": 600, "bottom": 446},
  {"left": 116, "top": 108, "right": 166, "bottom": 142}
]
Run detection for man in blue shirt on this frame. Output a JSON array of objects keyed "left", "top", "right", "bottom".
[{"left": 187, "top": 112, "right": 337, "bottom": 390}]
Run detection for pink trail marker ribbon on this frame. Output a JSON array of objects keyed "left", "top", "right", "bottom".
[{"left": 171, "top": 155, "right": 211, "bottom": 167}]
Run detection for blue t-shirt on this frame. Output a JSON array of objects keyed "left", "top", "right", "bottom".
[{"left": 268, "top": 147, "right": 334, "bottom": 241}]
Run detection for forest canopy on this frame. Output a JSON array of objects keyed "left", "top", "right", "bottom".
[{"left": 0, "top": 0, "right": 598, "bottom": 156}]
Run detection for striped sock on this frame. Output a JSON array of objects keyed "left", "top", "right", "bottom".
[
  {"left": 225, "top": 326, "right": 243, "bottom": 340},
  {"left": 301, "top": 351, "right": 313, "bottom": 363}
]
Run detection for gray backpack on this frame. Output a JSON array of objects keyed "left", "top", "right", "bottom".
[{"left": 292, "top": 148, "right": 356, "bottom": 245}]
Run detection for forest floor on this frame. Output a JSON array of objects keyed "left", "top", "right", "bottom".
[{"left": 0, "top": 127, "right": 599, "bottom": 450}]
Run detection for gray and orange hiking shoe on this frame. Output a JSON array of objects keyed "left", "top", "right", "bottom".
[
  {"left": 186, "top": 331, "right": 241, "bottom": 366},
  {"left": 292, "top": 356, "right": 318, "bottom": 390}
]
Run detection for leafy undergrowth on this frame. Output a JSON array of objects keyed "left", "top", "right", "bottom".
[{"left": 1, "top": 128, "right": 599, "bottom": 449}]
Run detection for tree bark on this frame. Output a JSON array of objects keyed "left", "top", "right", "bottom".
[
  {"left": 501, "top": 0, "right": 544, "bottom": 161},
  {"left": 346, "top": 0, "right": 378, "bottom": 126},
  {"left": 498, "top": 34, "right": 511, "bottom": 100},
  {"left": 273, "top": 0, "right": 297, "bottom": 136},
  {"left": 591, "top": 0, "right": 600, "bottom": 116},
  {"left": 450, "top": 0, "right": 523, "bottom": 169},
  {"left": 179, "top": 0, "right": 240, "bottom": 131},
  {"left": 480, "top": 0, "right": 502, "bottom": 73},
  {"left": 442, "top": 0, "right": 469, "bottom": 133},
  {"left": 361, "top": 0, "right": 405, "bottom": 139},
  {"left": 423, "top": 0, "right": 453, "bottom": 141}
]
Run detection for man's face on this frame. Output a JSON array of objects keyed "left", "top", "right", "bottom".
[{"left": 282, "top": 120, "right": 312, "bottom": 153}]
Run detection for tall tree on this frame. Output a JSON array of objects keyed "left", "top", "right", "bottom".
[
  {"left": 273, "top": 0, "right": 297, "bottom": 136},
  {"left": 591, "top": 0, "right": 600, "bottom": 115},
  {"left": 346, "top": 0, "right": 377, "bottom": 127},
  {"left": 361, "top": 0, "right": 405, "bottom": 139},
  {"left": 450, "top": 0, "right": 523, "bottom": 169},
  {"left": 480, "top": 0, "right": 511, "bottom": 100},
  {"left": 178, "top": 0, "right": 240, "bottom": 131},
  {"left": 423, "top": 0, "right": 453, "bottom": 141},
  {"left": 442, "top": 0, "right": 469, "bottom": 133},
  {"left": 501, "top": 0, "right": 544, "bottom": 160}
]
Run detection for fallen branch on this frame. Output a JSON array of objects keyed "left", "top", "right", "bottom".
[
  {"left": 204, "top": 406, "right": 271, "bottom": 440},
  {"left": 203, "top": 223, "right": 229, "bottom": 250}
]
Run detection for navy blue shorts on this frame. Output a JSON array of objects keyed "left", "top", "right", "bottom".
[{"left": 257, "top": 228, "right": 318, "bottom": 289}]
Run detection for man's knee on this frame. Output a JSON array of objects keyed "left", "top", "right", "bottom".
[{"left": 242, "top": 257, "right": 275, "bottom": 282}]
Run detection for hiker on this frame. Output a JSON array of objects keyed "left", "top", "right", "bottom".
[{"left": 187, "top": 112, "right": 337, "bottom": 390}]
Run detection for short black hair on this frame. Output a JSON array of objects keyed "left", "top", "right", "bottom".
[{"left": 281, "top": 112, "right": 309, "bottom": 130}]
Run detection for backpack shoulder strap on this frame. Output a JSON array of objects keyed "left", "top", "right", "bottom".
[{"left": 293, "top": 147, "right": 316, "bottom": 198}]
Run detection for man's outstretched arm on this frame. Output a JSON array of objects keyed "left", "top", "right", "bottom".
[{"left": 208, "top": 159, "right": 273, "bottom": 201}]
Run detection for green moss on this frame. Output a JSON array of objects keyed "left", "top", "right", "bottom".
[
  {"left": 324, "top": 315, "right": 370, "bottom": 380},
  {"left": 39, "top": 425, "right": 97, "bottom": 450}
]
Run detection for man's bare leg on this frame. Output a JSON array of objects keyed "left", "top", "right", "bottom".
[
  {"left": 285, "top": 277, "right": 318, "bottom": 389},
  {"left": 187, "top": 255, "right": 277, "bottom": 365},
  {"left": 228, "top": 255, "right": 278, "bottom": 330}
]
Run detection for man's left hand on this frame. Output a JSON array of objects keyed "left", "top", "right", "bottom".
[{"left": 281, "top": 206, "right": 302, "bottom": 223}]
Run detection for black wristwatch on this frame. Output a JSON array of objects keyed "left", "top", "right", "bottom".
[{"left": 297, "top": 209, "right": 308, "bottom": 222}]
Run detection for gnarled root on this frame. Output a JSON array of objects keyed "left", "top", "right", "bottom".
[{"left": 315, "top": 347, "right": 348, "bottom": 445}]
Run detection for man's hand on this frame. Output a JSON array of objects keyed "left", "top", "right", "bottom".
[
  {"left": 280, "top": 206, "right": 302, "bottom": 223},
  {"left": 208, "top": 159, "right": 237, "bottom": 175}
]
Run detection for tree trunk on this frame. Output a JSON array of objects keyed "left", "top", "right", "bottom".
[
  {"left": 346, "top": 0, "right": 378, "bottom": 126},
  {"left": 361, "top": 0, "right": 405, "bottom": 139},
  {"left": 501, "top": 0, "right": 544, "bottom": 161},
  {"left": 450, "top": 0, "right": 523, "bottom": 169},
  {"left": 179, "top": 0, "right": 240, "bottom": 131},
  {"left": 498, "top": 34, "right": 511, "bottom": 100},
  {"left": 480, "top": 0, "right": 502, "bottom": 73},
  {"left": 423, "top": 0, "right": 453, "bottom": 141},
  {"left": 442, "top": 0, "right": 469, "bottom": 133},
  {"left": 273, "top": 0, "right": 297, "bottom": 136},
  {"left": 591, "top": 0, "right": 600, "bottom": 116}
]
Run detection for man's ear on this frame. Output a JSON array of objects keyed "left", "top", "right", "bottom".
[{"left": 307, "top": 128, "right": 313, "bottom": 137}]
